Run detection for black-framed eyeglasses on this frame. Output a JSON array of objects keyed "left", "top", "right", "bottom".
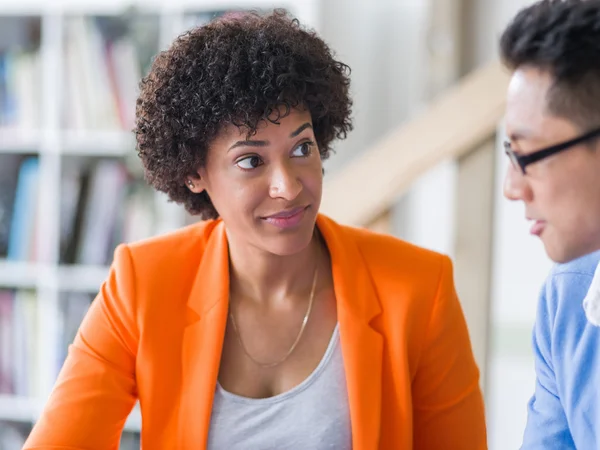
[{"left": 504, "top": 126, "right": 600, "bottom": 174}]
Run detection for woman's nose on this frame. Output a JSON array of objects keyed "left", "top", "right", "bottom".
[{"left": 269, "top": 164, "right": 302, "bottom": 200}]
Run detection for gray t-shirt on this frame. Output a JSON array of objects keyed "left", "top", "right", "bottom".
[{"left": 207, "top": 324, "right": 352, "bottom": 449}]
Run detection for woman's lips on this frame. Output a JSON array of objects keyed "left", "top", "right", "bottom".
[{"left": 262, "top": 206, "right": 308, "bottom": 229}]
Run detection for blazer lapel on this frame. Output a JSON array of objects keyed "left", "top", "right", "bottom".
[
  {"left": 178, "top": 221, "right": 229, "bottom": 449},
  {"left": 317, "top": 215, "right": 384, "bottom": 450},
  {"left": 176, "top": 216, "right": 384, "bottom": 449}
]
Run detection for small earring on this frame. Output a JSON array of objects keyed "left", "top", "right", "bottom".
[{"left": 187, "top": 180, "right": 195, "bottom": 188}]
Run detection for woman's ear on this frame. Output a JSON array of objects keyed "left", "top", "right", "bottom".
[{"left": 185, "top": 172, "right": 207, "bottom": 194}]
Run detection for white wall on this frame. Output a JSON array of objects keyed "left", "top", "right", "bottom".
[
  {"left": 321, "top": 2, "right": 555, "bottom": 449},
  {"left": 488, "top": 127, "right": 553, "bottom": 450},
  {"left": 319, "top": 0, "right": 457, "bottom": 257},
  {"left": 320, "top": 0, "right": 429, "bottom": 174},
  {"left": 393, "top": 160, "right": 458, "bottom": 256},
  {"left": 467, "top": 2, "right": 553, "bottom": 448},
  {"left": 467, "top": 0, "right": 536, "bottom": 68}
]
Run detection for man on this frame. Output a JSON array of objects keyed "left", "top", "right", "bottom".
[{"left": 501, "top": 0, "right": 600, "bottom": 447}]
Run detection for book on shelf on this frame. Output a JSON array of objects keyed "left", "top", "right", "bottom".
[
  {"left": 0, "top": 290, "right": 37, "bottom": 398},
  {"left": 0, "top": 421, "right": 30, "bottom": 450},
  {"left": 63, "top": 15, "right": 158, "bottom": 131},
  {"left": 6, "top": 157, "right": 39, "bottom": 262},
  {"left": 119, "top": 431, "right": 141, "bottom": 449},
  {"left": 0, "top": 288, "right": 139, "bottom": 445},
  {"left": 0, "top": 155, "right": 39, "bottom": 262},
  {"left": 75, "top": 159, "right": 128, "bottom": 265},
  {"left": 59, "top": 161, "right": 88, "bottom": 265},
  {"left": 0, "top": 156, "right": 22, "bottom": 259},
  {"left": 0, "top": 50, "right": 41, "bottom": 132},
  {"left": 60, "top": 158, "right": 157, "bottom": 266},
  {"left": 56, "top": 292, "right": 92, "bottom": 379},
  {"left": 0, "top": 154, "right": 162, "bottom": 266},
  {"left": 0, "top": 291, "right": 11, "bottom": 395}
]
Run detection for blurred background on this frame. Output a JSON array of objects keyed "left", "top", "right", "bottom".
[{"left": 0, "top": 0, "right": 548, "bottom": 448}]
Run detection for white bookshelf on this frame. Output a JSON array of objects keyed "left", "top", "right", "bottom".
[
  {"left": 0, "top": 396, "right": 39, "bottom": 424},
  {"left": 0, "top": 261, "right": 109, "bottom": 292},
  {"left": 0, "top": 395, "right": 141, "bottom": 432},
  {"left": 0, "top": 131, "right": 41, "bottom": 153},
  {"left": 0, "top": 261, "right": 39, "bottom": 289},
  {"left": 0, "top": 0, "right": 319, "bottom": 445},
  {"left": 0, "top": 131, "right": 133, "bottom": 156},
  {"left": 62, "top": 130, "right": 134, "bottom": 156}
]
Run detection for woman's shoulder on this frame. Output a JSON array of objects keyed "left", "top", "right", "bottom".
[
  {"left": 335, "top": 220, "right": 449, "bottom": 278},
  {"left": 120, "top": 219, "right": 220, "bottom": 272},
  {"left": 329, "top": 220, "right": 455, "bottom": 345}
]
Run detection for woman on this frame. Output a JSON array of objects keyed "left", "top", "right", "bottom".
[{"left": 25, "top": 10, "right": 486, "bottom": 449}]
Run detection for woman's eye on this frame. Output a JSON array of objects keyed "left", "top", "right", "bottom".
[
  {"left": 291, "top": 141, "right": 315, "bottom": 157},
  {"left": 236, "top": 155, "right": 263, "bottom": 170}
]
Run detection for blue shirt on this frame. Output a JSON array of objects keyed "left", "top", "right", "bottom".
[{"left": 522, "top": 250, "right": 600, "bottom": 449}]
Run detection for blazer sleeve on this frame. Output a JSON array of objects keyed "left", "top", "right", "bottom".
[
  {"left": 411, "top": 255, "right": 487, "bottom": 449},
  {"left": 24, "top": 244, "right": 139, "bottom": 449}
]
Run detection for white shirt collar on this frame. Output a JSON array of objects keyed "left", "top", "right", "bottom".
[{"left": 583, "top": 261, "right": 600, "bottom": 326}]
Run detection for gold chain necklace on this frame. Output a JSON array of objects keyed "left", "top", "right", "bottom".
[{"left": 228, "top": 246, "right": 320, "bottom": 368}]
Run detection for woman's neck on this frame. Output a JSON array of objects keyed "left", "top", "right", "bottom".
[{"left": 226, "top": 230, "right": 323, "bottom": 306}]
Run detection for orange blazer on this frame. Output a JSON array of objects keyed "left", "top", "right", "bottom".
[{"left": 25, "top": 214, "right": 486, "bottom": 449}]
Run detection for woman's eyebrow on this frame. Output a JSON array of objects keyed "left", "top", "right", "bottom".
[
  {"left": 228, "top": 122, "right": 313, "bottom": 151},
  {"left": 228, "top": 140, "right": 270, "bottom": 151},
  {"left": 290, "top": 122, "right": 313, "bottom": 138}
]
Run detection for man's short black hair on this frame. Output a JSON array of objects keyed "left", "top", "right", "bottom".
[{"left": 500, "top": 0, "right": 600, "bottom": 129}]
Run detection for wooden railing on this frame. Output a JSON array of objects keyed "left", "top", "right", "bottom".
[{"left": 320, "top": 60, "right": 511, "bottom": 390}]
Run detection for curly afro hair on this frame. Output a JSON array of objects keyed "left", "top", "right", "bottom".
[
  {"left": 135, "top": 9, "right": 353, "bottom": 219},
  {"left": 500, "top": 0, "right": 600, "bottom": 129}
]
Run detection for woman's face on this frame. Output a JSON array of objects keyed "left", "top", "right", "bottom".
[{"left": 191, "top": 107, "right": 323, "bottom": 256}]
